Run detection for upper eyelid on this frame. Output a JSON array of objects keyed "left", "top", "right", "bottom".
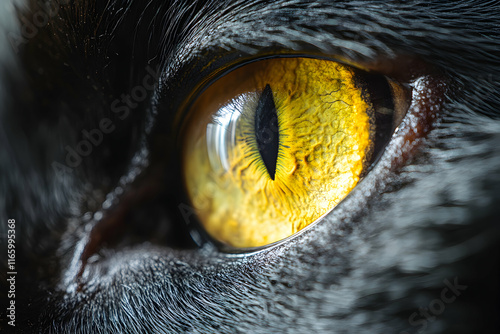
[
  {"left": 157, "top": 1, "right": 497, "bottom": 92},
  {"left": 158, "top": 5, "right": 403, "bottom": 85},
  {"left": 157, "top": 6, "right": 471, "bottom": 108}
]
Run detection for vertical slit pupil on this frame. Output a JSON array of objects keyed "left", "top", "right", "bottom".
[{"left": 255, "top": 84, "right": 280, "bottom": 180}]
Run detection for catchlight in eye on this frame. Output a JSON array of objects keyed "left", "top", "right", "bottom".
[{"left": 181, "top": 57, "right": 409, "bottom": 248}]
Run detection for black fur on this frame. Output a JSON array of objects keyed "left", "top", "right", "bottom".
[{"left": 1, "top": 0, "right": 499, "bottom": 333}]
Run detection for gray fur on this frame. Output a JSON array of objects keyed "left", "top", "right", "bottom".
[{"left": 1, "top": 0, "right": 499, "bottom": 333}]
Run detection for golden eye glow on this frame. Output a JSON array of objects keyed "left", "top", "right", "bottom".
[{"left": 182, "top": 57, "right": 403, "bottom": 248}]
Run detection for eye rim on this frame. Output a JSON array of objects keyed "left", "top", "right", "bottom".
[
  {"left": 61, "top": 54, "right": 448, "bottom": 283},
  {"left": 175, "top": 53, "right": 446, "bottom": 255}
]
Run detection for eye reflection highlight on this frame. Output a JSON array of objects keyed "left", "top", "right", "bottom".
[{"left": 206, "top": 93, "right": 259, "bottom": 174}]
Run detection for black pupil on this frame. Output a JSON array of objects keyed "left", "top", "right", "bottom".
[{"left": 255, "top": 84, "right": 280, "bottom": 180}]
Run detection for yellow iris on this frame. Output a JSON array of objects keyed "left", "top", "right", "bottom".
[{"left": 183, "top": 57, "right": 373, "bottom": 248}]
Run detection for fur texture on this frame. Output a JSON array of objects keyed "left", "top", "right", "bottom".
[{"left": 1, "top": 0, "right": 499, "bottom": 333}]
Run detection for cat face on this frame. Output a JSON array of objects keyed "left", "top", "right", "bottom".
[{"left": 1, "top": 1, "right": 499, "bottom": 333}]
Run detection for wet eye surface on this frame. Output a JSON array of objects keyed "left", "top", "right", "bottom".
[{"left": 182, "top": 57, "right": 410, "bottom": 248}]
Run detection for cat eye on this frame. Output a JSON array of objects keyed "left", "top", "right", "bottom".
[{"left": 181, "top": 57, "right": 411, "bottom": 248}]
